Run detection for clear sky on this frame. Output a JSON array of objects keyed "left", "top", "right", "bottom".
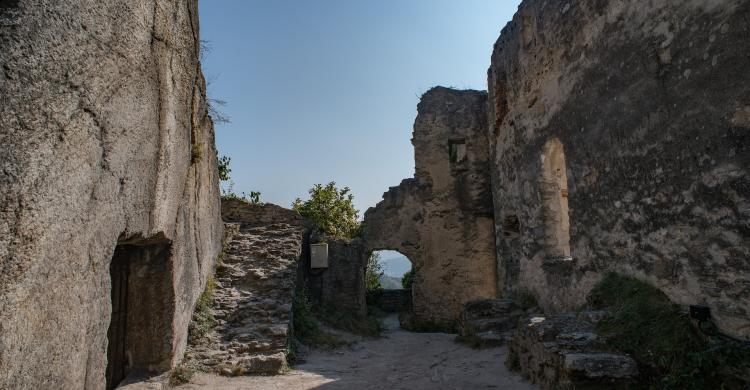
[{"left": 198, "top": 0, "right": 521, "bottom": 214}]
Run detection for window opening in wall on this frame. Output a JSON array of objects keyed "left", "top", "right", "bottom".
[
  {"left": 540, "top": 138, "right": 571, "bottom": 260},
  {"left": 448, "top": 139, "right": 467, "bottom": 164}
]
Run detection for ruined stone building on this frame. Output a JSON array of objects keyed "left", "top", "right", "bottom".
[
  {"left": 486, "top": 0, "right": 749, "bottom": 340},
  {"left": 361, "top": 0, "right": 749, "bottom": 340},
  {"left": 362, "top": 88, "right": 498, "bottom": 328},
  {"left": 0, "top": 0, "right": 748, "bottom": 389},
  {"left": 0, "top": 1, "right": 222, "bottom": 389}
]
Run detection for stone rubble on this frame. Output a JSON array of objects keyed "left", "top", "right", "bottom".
[
  {"left": 457, "top": 299, "right": 526, "bottom": 346},
  {"left": 507, "top": 311, "right": 638, "bottom": 390},
  {"left": 183, "top": 216, "right": 306, "bottom": 376}
]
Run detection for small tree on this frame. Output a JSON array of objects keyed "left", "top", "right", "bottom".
[
  {"left": 402, "top": 269, "right": 414, "bottom": 289},
  {"left": 292, "top": 182, "right": 360, "bottom": 239},
  {"left": 218, "top": 155, "right": 231, "bottom": 181},
  {"left": 365, "top": 252, "right": 384, "bottom": 292}
]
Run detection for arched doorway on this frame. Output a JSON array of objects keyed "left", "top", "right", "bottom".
[
  {"left": 540, "top": 138, "right": 571, "bottom": 259},
  {"left": 366, "top": 250, "right": 414, "bottom": 315}
]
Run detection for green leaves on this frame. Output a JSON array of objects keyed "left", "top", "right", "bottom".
[
  {"left": 218, "top": 155, "right": 231, "bottom": 181},
  {"left": 292, "top": 181, "right": 361, "bottom": 239},
  {"left": 366, "top": 252, "right": 384, "bottom": 292}
]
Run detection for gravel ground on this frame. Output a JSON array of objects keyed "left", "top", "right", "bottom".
[{"left": 178, "top": 315, "right": 536, "bottom": 390}]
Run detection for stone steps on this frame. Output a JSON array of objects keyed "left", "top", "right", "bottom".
[
  {"left": 506, "top": 311, "right": 638, "bottom": 389},
  {"left": 183, "top": 220, "right": 305, "bottom": 376}
]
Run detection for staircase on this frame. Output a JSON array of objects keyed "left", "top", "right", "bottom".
[{"left": 183, "top": 201, "right": 307, "bottom": 376}]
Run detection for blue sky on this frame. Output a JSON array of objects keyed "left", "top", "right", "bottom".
[{"left": 198, "top": 0, "right": 521, "bottom": 214}]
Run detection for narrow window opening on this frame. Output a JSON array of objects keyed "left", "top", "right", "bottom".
[{"left": 448, "top": 139, "right": 466, "bottom": 164}]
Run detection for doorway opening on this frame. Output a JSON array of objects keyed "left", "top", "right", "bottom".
[
  {"left": 366, "top": 250, "right": 414, "bottom": 315},
  {"left": 106, "top": 237, "right": 175, "bottom": 390},
  {"left": 540, "top": 138, "right": 571, "bottom": 259}
]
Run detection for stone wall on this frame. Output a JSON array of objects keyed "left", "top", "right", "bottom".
[
  {"left": 362, "top": 87, "right": 498, "bottom": 328},
  {"left": 488, "top": 0, "right": 750, "bottom": 339},
  {"left": 367, "top": 289, "right": 413, "bottom": 313},
  {"left": 304, "top": 236, "right": 368, "bottom": 317},
  {"left": 0, "top": 1, "right": 222, "bottom": 389}
]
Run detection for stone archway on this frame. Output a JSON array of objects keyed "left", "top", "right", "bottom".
[
  {"left": 540, "top": 138, "right": 571, "bottom": 259},
  {"left": 360, "top": 88, "right": 498, "bottom": 330}
]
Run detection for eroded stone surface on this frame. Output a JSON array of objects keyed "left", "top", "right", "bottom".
[
  {"left": 488, "top": 0, "right": 750, "bottom": 339},
  {"left": 0, "top": 2, "right": 222, "bottom": 389}
]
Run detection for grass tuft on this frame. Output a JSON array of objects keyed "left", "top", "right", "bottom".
[
  {"left": 189, "top": 275, "right": 217, "bottom": 343},
  {"left": 169, "top": 365, "right": 195, "bottom": 386}
]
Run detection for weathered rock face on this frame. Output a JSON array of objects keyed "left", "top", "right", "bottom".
[
  {"left": 363, "top": 87, "right": 497, "bottom": 328},
  {"left": 0, "top": 2, "right": 222, "bottom": 389},
  {"left": 488, "top": 0, "right": 750, "bottom": 339}
]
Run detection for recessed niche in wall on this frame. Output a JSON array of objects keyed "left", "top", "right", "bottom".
[{"left": 539, "top": 138, "right": 571, "bottom": 259}]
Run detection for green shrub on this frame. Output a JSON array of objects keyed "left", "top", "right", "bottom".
[
  {"left": 401, "top": 269, "right": 414, "bottom": 289},
  {"left": 292, "top": 182, "right": 360, "bottom": 239},
  {"left": 587, "top": 273, "right": 750, "bottom": 389},
  {"left": 218, "top": 155, "right": 231, "bottom": 181},
  {"left": 365, "top": 252, "right": 384, "bottom": 293},
  {"left": 189, "top": 276, "right": 217, "bottom": 343}
]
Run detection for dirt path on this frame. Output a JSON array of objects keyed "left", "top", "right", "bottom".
[{"left": 180, "top": 315, "right": 536, "bottom": 390}]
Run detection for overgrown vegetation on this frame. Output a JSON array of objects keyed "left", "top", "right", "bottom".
[
  {"left": 169, "top": 364, "right": 195, "bottom": 386},
  {"left": 401, "top": 269, "right": 414, "bottom": 289},
  {"left": 292, "top": 182, "right": 360, "bottom": 239},
  {"left": 586, "top": 273, "right": 750, "bottom": 389},
  {"left": 188, "top": 275, "right": 217, "bottom": 343},
  {"left": 365, "top": 252, "right": 384, "bottom": 292},
  {"left": 217, "top": 154, "right": 262, "bottom": 204}
]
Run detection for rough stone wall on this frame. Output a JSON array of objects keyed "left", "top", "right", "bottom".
[
  {"left": 488, "top": 0, "right": 750, "bottom": 339},
  {"left": 0, "top": 1, "right": 222, "bottom": 389},
  {"left": 363, "top": 87, "right": 497, "bottom": 328},
  {"left": 367, "top": 289, "right": 413, "bottom": 313},
  {"left": 306, "top": 237, "right": 368, "bottom": 316}
]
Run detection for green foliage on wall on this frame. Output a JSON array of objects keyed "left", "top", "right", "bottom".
[{"left": 292, "top": 182, "right": 360, "bottom": 239}]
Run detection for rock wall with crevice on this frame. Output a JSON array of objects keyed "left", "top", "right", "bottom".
[
  {"left": 0, "top": 1, "right": 222, "bottom": 388},
  {"left": 488, "top": 0, "right": 750, "bottom": 339},
  {"left": 362, "top": 87, "right": 497, "bottom": 328}
]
